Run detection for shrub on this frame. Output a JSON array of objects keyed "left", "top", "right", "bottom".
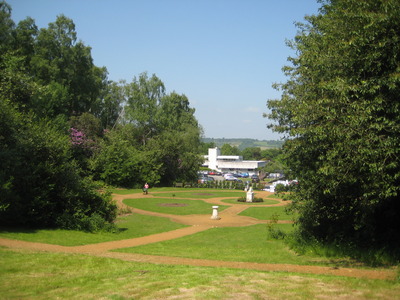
[
  {"left": 56, "top": 211, "right": 117, "bottom": 233},
  {"left": 0, "top": 106, "right": 117, "bottom": 229},
  {"left": 266, "top": 213, "right": 286, "bottom": 240},
  {"left": 237, "top": 197, "right": 264, "bottom": 203}
]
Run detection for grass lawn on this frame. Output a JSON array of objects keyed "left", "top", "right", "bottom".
[
  {"left": 110, "top": 187, "right": 182, "bottom": 194},
  {"left": 152, "top": 190, "right": 245, "bottom": 198},
  {"left": 2, "top": 247, "right": 399, "bottom": 299},
  {"left": 0, "top": 214, "right": 187, "bottom": 246},
  {"left": 1, "top": 187, "right": 399, "bottom": 299},
  {"left": 123, "top": 197, "right": 230, "bottom": 215},
  {"left": 239, "top": 206, "right": 295, "bottom": 221},
  {"left": 114, "top": 224, "right": 346, "bottom": 267}
]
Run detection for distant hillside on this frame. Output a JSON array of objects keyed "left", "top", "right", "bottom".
[{"left": 202, "top": 138, "right": 283, "bottom": 150}]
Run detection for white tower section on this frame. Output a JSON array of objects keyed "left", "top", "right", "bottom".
[{"left": 208, "top": 147, "right": 220, "bottom": 170}]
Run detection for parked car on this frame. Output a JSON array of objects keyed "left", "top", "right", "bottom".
[
  {"left": 223, "top": 173, "right": 234, "bottom": 179},
  {"left": 198, "top": 175, "right": 214, "bottom": 183},
  {"left": 225, "top": 175, "right": 240, "bottom": 181},
  {"left": 240, "top": 172, "right": 249, "bottom": 178}
]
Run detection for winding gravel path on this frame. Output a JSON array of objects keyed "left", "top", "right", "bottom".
[{"left": 0, "top": 190, "right": 396, "bottom": 280}]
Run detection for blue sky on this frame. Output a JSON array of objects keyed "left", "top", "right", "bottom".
[{"left": 8, "top": 0, "right": 321, "bottom": 140}]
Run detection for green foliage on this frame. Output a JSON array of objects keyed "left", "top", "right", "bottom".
[
  {"left": 0, "top": 1, "right": 14, "bottom": 53},
  {"left": 0, "top": 101, "right": 117, "bottom": 229},
  {"left": 90, "top": 128, "right": 162, "bottom": 187},
  {"left": 220, "top": 143, "right": 241, "bottom": 155},
  {"left": 237, "top": 196, "right": 264, "bottom": 203},
  {"left": 0, "top": 3, "right": 203, "bottom": 231},
  {"left": 266, "top": 0, "right": 400, "bottom": 251},
  {"left": 56, "top": 211, "right": 117, "bottom": 233},
  {"left": 267, "top": 213, "right": 287, "bottom": 240},
  {"left": 198, "top": 141, "right": 216, "bottom": 154},
  {"left": 241, "top": 147, "right": 262, "bottom": 160},
  {"left": 274, "top": 183, "right": 287, "bottom": 194},
  {"left": 285, "top": 228, "right": 400, "bottom": 266}
]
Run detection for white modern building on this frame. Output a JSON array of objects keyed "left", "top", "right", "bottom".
[{"left": 203, "top": 147, "right": 266, "bottom": 175}]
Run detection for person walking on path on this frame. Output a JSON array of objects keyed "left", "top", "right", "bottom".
[{"left": 143, "top": 183, "right": 149, "bottom": 194}]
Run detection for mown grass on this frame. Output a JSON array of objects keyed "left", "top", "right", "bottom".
[
  {"left": 0, "top": 214, "right": 187, "bottom": 246},
  {"left": 1, "top": 187, "right": 399, "bottom": 299},
  {"left": 153, "top": 190, "right": 246, "bottom": 198},
  {"left": 114, "top": 224, "right": 346, "bottom": 267},
  {"left": 1, "top": 247, "right": 399, "bottom": 299},
  {"left": 239, "top": 206, "right": 295, "bottom": 220},
  {"left": 123, "top": 197, "right": 230, "bottom": 215}
]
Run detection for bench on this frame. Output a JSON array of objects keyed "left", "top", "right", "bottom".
[{"left": 175, "top": 182, "right": 184, "bottom": 188}]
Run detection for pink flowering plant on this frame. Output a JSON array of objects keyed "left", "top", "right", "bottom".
[
  {"left": 70, "top": 128, "right": 86, "bottom": 146},
  {"left": 69, "top": 128, "right": 99, "bottom": 168}
]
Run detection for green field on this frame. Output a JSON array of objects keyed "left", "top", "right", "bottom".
[
  {"left": 0, "top": 214, "right": 187, "bottom": 246},
  {"left": 115, "top": 224, "right": 326, "bottom": 265},
  {"left": 1, "top": 187, "right": 399, "bottom": 299},
  {"left": 153, "top": 190, "right": 245, "bottom": 198},
  {"left": 239, "top": 206, "right": 295, "bottom": 220},
  {"left": 2, "top": 247, "right": 399, "bottom": 299},
  {"left": 123, "top": 197, "right": 230, "bottom": 215}
]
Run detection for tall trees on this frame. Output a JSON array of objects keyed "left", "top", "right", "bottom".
[
  {"left": 1, "top": 2, "right": 203, "bottom": 229},
  {"left": 0, "top": 1, "right": 14, "bottom": 52},
  {"left": 0, "top": 4, "right": 118, "bottom": 229},
  {"left": 94, "top": 73, "right": 203, "bottom": 186},
  {"left": 266, "top": 0, "right": 400, "bottom": 251},
  {"left": 29, "top": 15, "right": 107, "bottom": 118},
  {"left": 125, "top": 73, "right": 166, "bottom": 145}
]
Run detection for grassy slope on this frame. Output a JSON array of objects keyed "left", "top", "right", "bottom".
[
  {"left": 0, "top": 214, "right": 187, "bottom": 246},
  {"left": 239, "top": 206, "right": 295, "bottom": 220},
  {"left": 114, "top": 224, "right": 338, "bottom": 266},
  {"left": 1, "top": 247, "right": 399, "bottom": 299}
]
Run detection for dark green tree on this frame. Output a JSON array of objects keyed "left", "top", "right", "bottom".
[
  {"left": 0, "top": 4, "right": 117, "bottom": 230},
  {"left": 266, "top": 0, "right": 400, "bottom": 251},
  {"left": 220, "top": 144, "right": 241, "bottom": 156},
  {"left": 260, "top": 148, "right": 282, "bottom": 161},
  {"left": 0, "top": 100, "right": 116, "bottom": 228},
  {"left": 0, "top": 1, "right": 14, "bottom": 53},
  {"left": 199, "top": 141, "right": 216, "bottom": 155},
  {"left": 241, "top": 147, "right": 262, "bottom": 160},
  {"left": 121, "top": 73, "right": 202, "bottom": 185},
  {"left": 125, "top": 72, "right": 166, "bottom": 145},
  {"left": 93, "top": 80, "right": 124, "bottom": 129},
  {"left": 89, "top": 126, "right": 162, "bottom": 187},
  {"left": 28, "top": 15, "right": 107, "bottom": 118}
]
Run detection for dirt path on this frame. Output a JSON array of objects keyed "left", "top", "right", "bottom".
[{"left": 0, "top": 190, "right": 397, "bottom": 280}]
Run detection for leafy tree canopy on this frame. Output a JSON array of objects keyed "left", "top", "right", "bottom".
[
  {"left": 0, "top": 2, "right": 202, "bottom": 229},
  {"left": 266, "top": 0, "right": 400, "bottom": 252}
]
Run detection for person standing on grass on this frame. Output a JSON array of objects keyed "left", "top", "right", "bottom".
[{"left": 143, "top": 183, "right": 149, "bottom": 194}]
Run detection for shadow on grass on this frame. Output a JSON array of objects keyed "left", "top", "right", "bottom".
[{"left": 0, "top": 226, "right": 40, "bottom": 234}]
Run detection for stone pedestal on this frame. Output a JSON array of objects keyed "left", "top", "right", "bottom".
[{"left": 211, "top": 206, "right": 220, "bottom": 220}]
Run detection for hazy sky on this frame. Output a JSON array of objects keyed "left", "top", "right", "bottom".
[{"left": 8, "top": 0, "right": 321, "bottom": 140}]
